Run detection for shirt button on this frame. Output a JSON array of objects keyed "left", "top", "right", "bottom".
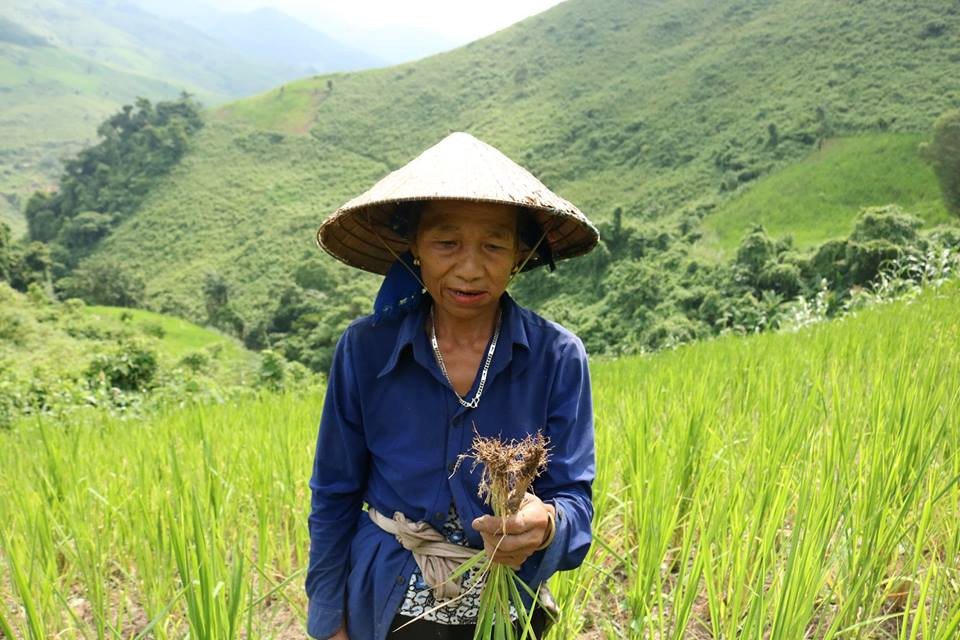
[
  {"left": 396, "top": 575, "right": 405, "bottom": 585},
  {"left": 435, "top": 511, "right": 445, "bottom": 520}
]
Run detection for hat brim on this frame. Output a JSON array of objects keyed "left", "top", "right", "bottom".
[{"left": 317, "top": 196, "right": 598, "bottom": 276}]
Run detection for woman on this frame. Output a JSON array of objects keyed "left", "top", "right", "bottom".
[{"left": 306, "top": 132, "right": 598, "bottom": 640}]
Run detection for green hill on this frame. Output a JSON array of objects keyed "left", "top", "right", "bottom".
[
  {"left": 1, "top": 0, "right": 369, "bottom": 240},
  {"left": 698, "top": 133, "right": 954, "bottom": 256},
  {"left": 75, "top": 0, "right": 960, "bottom": 314},
  {"left": 27, "top": 0, "right": 957, "bottom": 363},
  {"left": 0, "top": 282, "right": 260, "bottom": 420},
  {"left": 0, "top": 36, "right": 187, "bottom": 238},
  {"left": 7, "top": 0, "right": 289, "bottom": 101}
]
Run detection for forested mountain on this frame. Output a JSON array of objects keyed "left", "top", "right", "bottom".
[
  {"left": 18, "top": 0, "right": 960, "bottom": 368},
  {"left": 0, "top": 0, "right": 384, "bottom": 240}
]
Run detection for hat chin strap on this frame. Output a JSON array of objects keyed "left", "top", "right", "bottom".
[
  {"left": 367, "top": 211, "right": 550, "bottom": 293},
  {"left": 368, "top": 213, "right": 429, "bottom": 293},
  {"left": 506, "top": 227, "right": 549, "bottom": 288}
]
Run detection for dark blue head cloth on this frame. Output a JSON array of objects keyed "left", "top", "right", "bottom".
[{"left": 373, "top": 250, "right": 425, "bottom": 322}]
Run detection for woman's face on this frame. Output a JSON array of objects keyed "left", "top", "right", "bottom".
[{"left": 411, "top": 200, "right": 520, "bottom": 323}]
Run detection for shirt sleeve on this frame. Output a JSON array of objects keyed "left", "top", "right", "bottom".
[
  {"left": 305, "top": 328, "right": 369, "bottom": 639},
  {"left": 519, "top": 335, "right": 595, "bottom": 589}
]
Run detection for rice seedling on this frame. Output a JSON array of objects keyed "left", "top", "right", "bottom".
[{"left": 467, "top": 432, "right": 550, "bottom": 640}]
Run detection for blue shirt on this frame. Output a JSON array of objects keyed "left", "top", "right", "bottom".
[{"left": 305, "top": 292, "right": 595, "bottom": 640}]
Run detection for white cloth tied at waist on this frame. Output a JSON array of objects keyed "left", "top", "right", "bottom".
[{"left": 368, "top": 506, "right": 477, "bottom": 601}]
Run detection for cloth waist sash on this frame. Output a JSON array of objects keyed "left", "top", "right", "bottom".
[{"left": 368, "top": 507, "right": 476, "bottom": 600}]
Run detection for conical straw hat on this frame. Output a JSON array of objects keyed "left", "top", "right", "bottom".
[{"left": 316, "top": 132, "right": 599, "bottom": 275}]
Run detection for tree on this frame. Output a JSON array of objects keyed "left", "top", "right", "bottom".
[
  {"left": 22, "top": 95, "right": 205, "bottom": 284},
  {"left": 85, "top": 340, "right": 158, "bottom": 391},
  {"left": 24, "top": 192, "right": 60, "bottom": 244},
  {"left": 57, "top": 259, "right": 145, "bottom": 307},
  {"left": 59, "top": 211, "right": 114, "bottom": 249},
  {"left": 203, "top": 271, "right": 244, "bottom": 336},
  {"left": 920, "top": 110, "right": 960, "bottom": 218},
  {"left": 0, "top": 223, "right": 51, "bottom": 291},
  {"left": 735, "top": 225, "right": 776, "bottom": 276}
]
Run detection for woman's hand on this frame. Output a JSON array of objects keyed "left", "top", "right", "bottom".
[{"left": 471, "top": 493, "right": 556, "bottom": 569}]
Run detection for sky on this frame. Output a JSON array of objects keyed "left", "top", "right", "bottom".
[{"left": 202, "top": 0, "right": 566, "bottom": 45}]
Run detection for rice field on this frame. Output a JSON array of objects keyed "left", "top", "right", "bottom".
[{"left": 2, "top": 280, "right": 959, "bottom": 639}]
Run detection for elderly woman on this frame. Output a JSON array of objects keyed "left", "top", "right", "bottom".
[{"left": 306, "top": 133, "right": 598, "bottom": 640}]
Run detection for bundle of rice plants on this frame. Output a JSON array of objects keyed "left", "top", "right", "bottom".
[
  {"left": 460, "top": 431, "right": 550, "bottom": 639},
  {"left": 396, "top": 431, "right": 551, "bottom": 638}
]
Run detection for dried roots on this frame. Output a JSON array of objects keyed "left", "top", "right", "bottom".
[{"left": 467, "top": 431, "right": 550, "bottom": 517}]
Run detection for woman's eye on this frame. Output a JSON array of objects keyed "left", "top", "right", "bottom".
[
  {"left": 435, "top": 240, "right": 456, "bottom": 248},
  {"left": 486, "top": 244, "right": 506, "bottom": 252}
]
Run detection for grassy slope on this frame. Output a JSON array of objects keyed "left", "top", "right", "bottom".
[
  {"left": 7, "top": 0, "right": 283, "bottom": 101},
  {"left": 1, "top": 277, "right": 957, "bottom": 636},
  {"left": 89, "top": 124, "right": 386, "bottom": 321},
  {"left": 1, "top": 0, "right": 320, "bottom": 239},
  {"left": 0, "top": 283, "right": 257, "bottom": 387},
  {"left": 0, "top": 40, "right": 186, "bottom": 238},
  {"left": 78, "top": 0, "right": 960, "bottom": 325},
  {"left": 698, "top": 132, "right": 954, "bottom": 256}
]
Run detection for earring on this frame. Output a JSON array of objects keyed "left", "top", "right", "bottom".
[
  {"left": 413, "top": 257, "right": 421, "bottom": 266},
  {"left": 511, "top": 264, "right": 519, "bottom": 275}
]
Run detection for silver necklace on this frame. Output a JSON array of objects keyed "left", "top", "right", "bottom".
[{"left": 429, "top": 305, "right": 502, "bottom": 409}]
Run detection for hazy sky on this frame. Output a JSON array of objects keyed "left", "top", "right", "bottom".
[{"left": 203, "top": 0, "right": 565, "bottom": 44}]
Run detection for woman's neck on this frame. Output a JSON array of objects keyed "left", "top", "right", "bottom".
[{"left": 431, "top": 301, "right": 501, "bottom": 349}]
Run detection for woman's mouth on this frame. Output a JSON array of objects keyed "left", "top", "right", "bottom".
[{"left": 447, "top": 287, "right": 488, "bottom": 304}]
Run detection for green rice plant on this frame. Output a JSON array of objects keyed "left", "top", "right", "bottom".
[
  {"left": 467, "top": 432, "right": 549, "bottom": 640},
  {"left": 167, "top": 491, "right": 248, "bottom": 640}
]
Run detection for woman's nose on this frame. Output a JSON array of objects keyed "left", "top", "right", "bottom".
[{"left": 455, "top": 245, "right": 485, "bottom": 279}]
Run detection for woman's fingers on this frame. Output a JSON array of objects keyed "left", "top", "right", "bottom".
[
  {"left": 472, "top": 495, "right": 548, "bottom": 536},
  {"left": 482, "top": 543, "right": 525, "bottom": 568},
  {"left": 470, "top": 493, "right": 555, "bottom": 569},
  {"left": 473, "top": 513, "right": 528, "bottom": 535},
  {"left": 481, "top": 527, "right": 544, "bottom": 553}
]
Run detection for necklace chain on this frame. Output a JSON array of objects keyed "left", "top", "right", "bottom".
[{"left": 430, "top": 305, "right": 502, "bottom": 409}]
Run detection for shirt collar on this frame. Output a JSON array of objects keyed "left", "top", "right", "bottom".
[{"left": 377, "top": 291, "right": 529, "bottom": 379}]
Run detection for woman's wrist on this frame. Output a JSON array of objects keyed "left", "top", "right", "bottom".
[{"left": 536, "top": 503, "right": 556, "bottom": 550}]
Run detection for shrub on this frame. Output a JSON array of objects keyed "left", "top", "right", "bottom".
[
  {"left": 919, "top": 110, "right": 960, "bottom": 218},
  {"left": 140, "top": 322, "right": 166, "bottom": 339},
  {"left": 849, "top": 205, "right": 921, "bottom": 244},
  {"left": 759, "top": 262, "right": 803, "bottom": 297},
  {"left": 63, "top": 298, "right": 86, "bottom": 314},
  {"left": 735, "top": 225, "right": 776, "bottom": 275},
  {"left": 642, "top": 314, "right": 703, "bottom": 349},
  {"left": 257, "top": 349, "right": 287, "bottom": 391},
  {"left": 58, "top": 259, "right": 146, "bottom": 307},
  {"left": 178, "top": 351, "right": 210, "bottom": 373},
  {"left": 85, "top": 341, "right": 159, "bottom": 391},
  {"left": 808, "top": 239, "right": 848, "bottom": 284},
  {"left": 845, "top": 239, "right": 908, "bottom": 286},
  {"left": 0, "top": 307, "right": 28, "bottom": 343}
]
